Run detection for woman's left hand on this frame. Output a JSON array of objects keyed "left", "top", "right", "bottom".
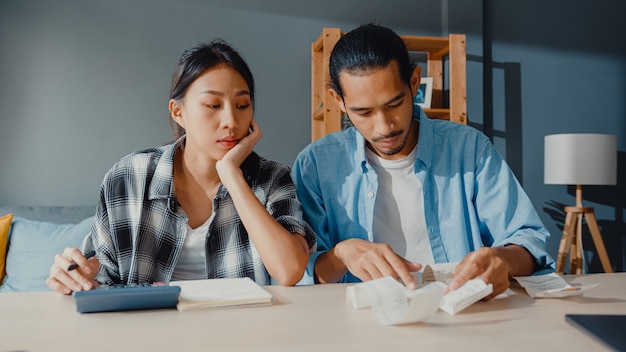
[{"left": 216, "top": 119, "right": 263, "bottom": 177}]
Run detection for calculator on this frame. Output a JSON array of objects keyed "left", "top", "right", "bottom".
[{"left": 73, "top": 282, "right": 181, "bottom": 313}]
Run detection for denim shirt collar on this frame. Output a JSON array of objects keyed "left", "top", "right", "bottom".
[{"left": 354, "top": 105, "right": 433, "bottom": 172}]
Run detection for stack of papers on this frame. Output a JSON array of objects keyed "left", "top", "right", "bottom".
[
  {"left": 346, "top": 262, "right": 493, "bottom": 325},
  {"left": 170, "top": 277, "right": 273, "bottom": 311}
]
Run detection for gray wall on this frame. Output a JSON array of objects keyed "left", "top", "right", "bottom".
[
  {"left": 447, "top": 0, "right": 626, "bottom": 271},
  {"left": 1, "top": 0, "right": 625, "bottom": 270},
  {"left": 0, "top": 0, "right": 441, "bottom": 207}
]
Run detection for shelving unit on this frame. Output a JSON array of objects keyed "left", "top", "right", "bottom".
[{"left": 311, "top": 28, "right": 467, "bottom": 141}]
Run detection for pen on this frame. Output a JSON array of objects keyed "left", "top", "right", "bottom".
[{"left": 67, "top": 250, "right": 96, "bottom": 271}]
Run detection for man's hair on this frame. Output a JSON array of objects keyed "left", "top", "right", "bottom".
[{"left": 329, "top": 23, "right": 414, "bottom": 98}]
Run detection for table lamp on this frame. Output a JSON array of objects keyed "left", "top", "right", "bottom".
[{"left": 544, "top": 133, "right": 616, "bottom": 274}]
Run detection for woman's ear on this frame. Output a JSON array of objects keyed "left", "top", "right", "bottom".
[{"left": 169, "top": 99, "right": 184, "bottom": 128}]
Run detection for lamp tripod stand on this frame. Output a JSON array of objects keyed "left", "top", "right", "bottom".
[{"left": 556, "top": 185, "right": 613, "bottom": 274}]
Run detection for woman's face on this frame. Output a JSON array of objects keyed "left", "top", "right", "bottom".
[{"left": 170, "top": 63, "right": 253, "bottom": 162}]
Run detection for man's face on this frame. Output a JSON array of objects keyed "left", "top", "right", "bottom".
[{"left": 331, "top": 61, "right": 420, "bottom": 160}]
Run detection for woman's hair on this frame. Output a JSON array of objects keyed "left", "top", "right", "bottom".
[
  {"left": 169, "top": 39, "right": 255, "bottom": 138},
  {"left": 328, "top": 24, "right": 414, "bottom": 98}
]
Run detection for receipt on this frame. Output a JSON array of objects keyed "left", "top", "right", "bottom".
[
  {"left": 422, "top": 262, "right": 459, "bottom": 284},
  {"left": 439, "top": 279, "right": 492, "bottom": 315},
  {"left": 347, "top": 276, "right": 496, "bottom": 324},
  {"left": 347, "top": 276, "right": 444, "bottom": 325},
  {"left": 513, "top": 273, "right": 600, "bottom": 298}
]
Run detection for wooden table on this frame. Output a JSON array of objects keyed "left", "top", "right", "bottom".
[{"left": 1, "top": 273, "right": 625, "bottom": 351}]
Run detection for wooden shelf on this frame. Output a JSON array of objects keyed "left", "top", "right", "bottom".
[{"left": 311, "top": 28, "right": 467, "bottom": 141}]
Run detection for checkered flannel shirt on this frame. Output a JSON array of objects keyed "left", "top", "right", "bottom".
[{"left": 83, "top": 137, "right": 315, "bottom": 286}]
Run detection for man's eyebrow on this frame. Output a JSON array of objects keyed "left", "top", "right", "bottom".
[{"left": 347, "top": 91, "right": 406, "bottom": 112}]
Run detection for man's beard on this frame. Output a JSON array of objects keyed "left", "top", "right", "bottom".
[{"left": 371, "top": 129, "right": 408, "bottom": 156}]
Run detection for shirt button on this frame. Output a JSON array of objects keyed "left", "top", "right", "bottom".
[{"left": 367, "top": 192, "right": 374, "bottom": 198}]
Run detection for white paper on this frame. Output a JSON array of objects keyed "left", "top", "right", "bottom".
[
  {"left": 439, "top": 279, "right": 492, "bottom": 315},
  {"left": 170, "top": 277, "right": 273, "bottom": 310},
  {"left": 422, "top": 262, "right": 459, "bottom": 284},
  {"left": 347, "top": 276, "right": 493, "bottom": 324},
  {"left": 513, "top": 273, "right": 600, "bottom": 298},
  {"left": 347, "top": 276, "right": 444, "bottom": 325}
]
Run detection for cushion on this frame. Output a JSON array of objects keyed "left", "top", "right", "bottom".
[
  {"left": 0, "top": 213, "right": 14, "bottom": 282},
  {"left": 0, "top": 206, "right": 96, "bottom": 223},
  {"left": 0, "top": 216, "right": 94, "bottom": 292}
]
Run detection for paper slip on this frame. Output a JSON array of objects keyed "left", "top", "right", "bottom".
[
  {"left": 439, "top": 279, "right": 492, "bottom": 315},
  {"left": 347, "top": 276, "right": 493, "bottom": 324},
  {"left": 513, "top": 273, "right": 600, "bottom": 298},
  {"left": 347, "top": 276, "right": 444, "bottom": 325},
  {"left": 422, "top": 262, "right": 459, "bottom": 284}
]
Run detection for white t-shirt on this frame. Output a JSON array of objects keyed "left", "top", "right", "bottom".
[
  {"left": 171, "top": 211, "right": 212, "bottom": 280},
  {"left": 366, "top": 144, "right": 435, "bottom": 266}
]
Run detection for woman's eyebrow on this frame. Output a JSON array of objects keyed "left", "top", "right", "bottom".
[{"left": 199, "top": 90, "right": 250, "bottom": 97}]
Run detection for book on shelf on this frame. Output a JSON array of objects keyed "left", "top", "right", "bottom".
[{"left": 169, "top": 277, "right": 273, "bottom": 311}]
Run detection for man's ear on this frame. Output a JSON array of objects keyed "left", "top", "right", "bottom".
[
  {"left": 169, "top": 99, "right": 185, "bottom": 128},
  {"left": 410, "top": 66, "right": 422, "bottom": 96},
  {"left": 328, "top": 89, "right": 347, "bottom": 113}
]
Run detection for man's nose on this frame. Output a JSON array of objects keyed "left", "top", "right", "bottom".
[{"left": 373, "top": 111, "right": 395, "bottom": 135}]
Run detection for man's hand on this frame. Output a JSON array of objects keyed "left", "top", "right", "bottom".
[
  {"left": 446, "top": 247, "right": 509, "bottom": 300},
  {"left": 334, "top": 238, "right": 422, "bottom": 289}
]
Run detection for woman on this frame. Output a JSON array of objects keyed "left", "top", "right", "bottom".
[{"left": 46, "top": 40, "right": 315, "bottom": 294}]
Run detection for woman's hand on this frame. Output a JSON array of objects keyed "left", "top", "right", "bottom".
[
  {"left": 216, "top": 119, "right": 262, "bottom": 180},
  {"left": 46, "top": 247, "right": 100, "bottom": 295}
]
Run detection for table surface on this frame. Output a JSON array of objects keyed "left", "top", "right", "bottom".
[{"left": 1, "top": 273, "right": 625, "bottom": 352}]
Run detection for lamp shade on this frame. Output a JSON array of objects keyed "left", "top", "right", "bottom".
[{"left": 544, "top": 133, "right": 617, "bottom": 185}]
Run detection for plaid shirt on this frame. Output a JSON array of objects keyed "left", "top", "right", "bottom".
[{"left": 83, "top": 137, "right": 315, "bottom": 286}]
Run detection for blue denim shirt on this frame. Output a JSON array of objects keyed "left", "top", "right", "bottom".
[{"left": 292, "top": 107, "right": 555, "bottom": 284}]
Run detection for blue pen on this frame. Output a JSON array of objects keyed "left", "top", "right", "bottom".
[{"left": 67, "top": 250, "right": 96, "bottom": 271}]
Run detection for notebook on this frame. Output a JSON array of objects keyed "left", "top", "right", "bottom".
[
  {"left": 169, "top": 277, "right": 273, "bottom": 311},
  {"left": 565, "top": 314, "right": 626, "bottom": 351}
]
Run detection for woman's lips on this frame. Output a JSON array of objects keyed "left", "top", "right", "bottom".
[{"left": 218, "top": 137, "right": 238, "bottom": 148}]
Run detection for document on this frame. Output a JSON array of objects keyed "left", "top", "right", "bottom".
[
  {"left": 513, "top": 273, "right": 599, "bottom": 298},
  {"left": 347, "top": 263, "right": 493, "bottom": 325},
  {"left": 423, "top": 262, "right": 493, "bottom": 314},
  {"left": 347, "top": 276, "right": 444, "bottom": 325},
  {"left": 170, "top": 277, "right": 273, "bottom": 311},
  {"left": 422, "top": 262, "right": 458, "bottom": 284}
]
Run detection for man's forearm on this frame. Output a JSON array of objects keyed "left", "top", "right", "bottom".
[
  {"left": 314, "top": 247, "right": 348, "bottom": 284},
  {"left": 492, "top": 244, "right": 536, "bottom": 277}
]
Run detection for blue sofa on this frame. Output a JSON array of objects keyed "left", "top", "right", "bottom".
[{"left": 0, "top": 206, "right": 96, "bottom": 292}]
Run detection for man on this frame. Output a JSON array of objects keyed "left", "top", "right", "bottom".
[{"left": 292, "top": 24, "right": 554, "bottom": 299}]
